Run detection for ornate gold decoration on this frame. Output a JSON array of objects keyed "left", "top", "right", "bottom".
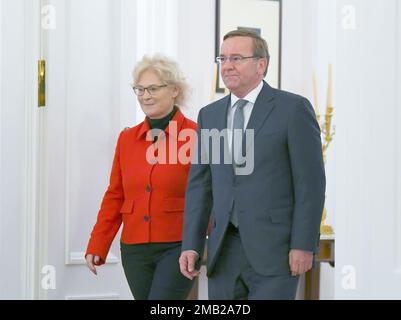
[{"left": 313, "top": 65, "right": 335, "bottom": 235}]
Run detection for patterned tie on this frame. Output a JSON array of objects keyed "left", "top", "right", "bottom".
[
  {"left": 232, "top": 99, "right": 248, "bottom": 167},
  {"left": 230, "top": 99, "right": 248, "bottom": 227}
]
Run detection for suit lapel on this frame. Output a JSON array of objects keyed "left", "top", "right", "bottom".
[
  {"left": 245, "top": 82, "right": 276, "bottom": 153},
  {"left": 215, "top": 95, "right": 231, "bottom": 132},
  {"left": 246, "top": 82, "right": 276, "bottom": 134},
  {"left": 212, "top": 95, "right": 233, "bottom": 173}
]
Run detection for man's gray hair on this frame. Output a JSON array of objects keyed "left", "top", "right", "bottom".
[{"left": 223, "top": 29, "right": 270, "bottom": 76}]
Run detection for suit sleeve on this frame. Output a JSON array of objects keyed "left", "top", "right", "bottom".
[
  {"left": 181, "top": 109, "right": 213, "bottom": 256},
  {"left": 287, "top": 98, "right": 326, "bottom": 253},
  {"left": 85, "top": 131, "right": 125, "bottom": 264}
]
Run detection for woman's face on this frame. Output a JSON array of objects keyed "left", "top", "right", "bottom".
[{"left": 135, "top": 69, "right": 178, "bottom": 119}]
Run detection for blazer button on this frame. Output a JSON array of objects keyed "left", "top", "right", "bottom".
[
  {"left": 146, "top": 185, "right": 151, "bottom": 192},
  {"left": 144, "top": 215, "right": 150, "bottom": 222}
]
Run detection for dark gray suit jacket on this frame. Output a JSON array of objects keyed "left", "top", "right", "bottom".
[{"left": 182, "top": 82, "right": 326, "bottom": 277}]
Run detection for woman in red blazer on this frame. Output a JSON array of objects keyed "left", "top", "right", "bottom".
[{"left": 85, "top": 54, "right": 197, "bottom": 300}]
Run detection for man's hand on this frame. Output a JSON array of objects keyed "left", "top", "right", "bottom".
[
  {"left": 289, "top": 249, "right": 314, "bottom": 276},
  {"left": 179, "top": 251, "right": 200, "bottom": 280}
]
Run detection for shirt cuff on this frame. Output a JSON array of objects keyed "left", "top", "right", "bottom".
[{"left": 186, "top": 250, "right": 200, "bottom": 259}]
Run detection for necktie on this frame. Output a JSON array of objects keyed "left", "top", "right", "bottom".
[
  {"left": 232, "top": 99, "right": 248, "bottom": 167},
  {"left": 230, "top": 99, "right": 248, "bottom": 227}
]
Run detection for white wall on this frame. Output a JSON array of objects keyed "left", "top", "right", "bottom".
[
  {"left": 281, "top": 0, "right": 337, "bottom": 299},
  {"left": 281, "top": 0, "right": 401, "bottom": 300},
  {"left": 176, "top": 0, "right": 217, "bottom": 121},
  {"left": 334, "top": 0, "right": 401, "bottom": 299}
]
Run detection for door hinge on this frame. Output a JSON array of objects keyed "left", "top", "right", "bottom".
[{"left": 38, "top": 60, "right": 46, "bottom": 107}]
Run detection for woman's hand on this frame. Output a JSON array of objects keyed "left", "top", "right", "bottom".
[{"left": 85, "top": 254, "right": 101, "bottom": 275}]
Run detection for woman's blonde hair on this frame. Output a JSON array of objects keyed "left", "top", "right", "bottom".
[{"left": 132, "top": 54, "right": 190, "bottom": 107}]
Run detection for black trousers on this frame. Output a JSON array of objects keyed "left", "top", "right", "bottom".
[{"left": 120, "top": 241, "right": 194, "bottom": 300}]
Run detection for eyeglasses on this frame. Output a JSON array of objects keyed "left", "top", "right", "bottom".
[
  {"left": 215, "top": 55, "right": 261, "bottom": 65},
  {"left": 132, "top": 84, "right": 168, "bottom": 96}
]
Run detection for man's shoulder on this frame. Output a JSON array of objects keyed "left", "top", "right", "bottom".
[
  {"left": 200, "top": 95, "right": 229, "bottom": 115},
  {"left": 273, "top": 87, "right": 307, "bottom": 104},
  {"left": 271, "top": 87, "right": 313, "bottom": 114}
]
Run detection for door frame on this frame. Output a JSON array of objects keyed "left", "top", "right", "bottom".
[{"left": 21, "top": 0, "right": 46, "bottom": 300}]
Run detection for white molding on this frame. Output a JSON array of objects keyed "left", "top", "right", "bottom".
[
  {"left": 68, "top": 251, "right": 119, "bottom": 265},
  {"left": 0, "top": 0, "right": 3, "bottom": 268},
  {"left": 22, "top": 0, "right": 42, "bottom": 300},
  {"left": 135, "top": 0, "right": 148, "bottom": 123},
  {"left": 36, "top": 0, "right": 53, "bottom": 301},
  {"left": 135, "top": 0, "right": 148, "bottom": 59},
  {"left": 162, "top": 0, "right": 178, "bottom": 58},
  {"left": 65, "top": 293, "right": 120, "bottom": 300},
  {"left": 134, "top": 0, "right": 179, "bottom": 123},
  {"left": 112, "top": 0, "right": 122, "bottom": 130},
  {"left": 37, "top": 96, "right": 49, "bottom": 300},
  {"left": 395, "top": 0, "right": 401, "bottom": 274},
  {"left": 119, "top": 0, "right": 138, "bottom": 127},
  {"left": 63, "top": 1, "right": 120, "bottom": 266},
  {"left": 63, "top": 0, "right": 73, "bottom": 267}
]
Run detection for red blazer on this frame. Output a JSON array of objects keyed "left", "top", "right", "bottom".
[{"left": 86, "top": 109, "right": 197, "bottom": 265}]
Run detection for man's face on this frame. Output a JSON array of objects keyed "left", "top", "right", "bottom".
[{"left": 220, "top": 36, "right": 267, "bottom": 97}]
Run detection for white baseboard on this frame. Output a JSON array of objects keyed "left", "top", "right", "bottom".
[
  {"left": 65, "top": 293, "right": 120, "bottom": 300},
  {"left": 67, "top": 251, "right": 119, "bottom": 265}
]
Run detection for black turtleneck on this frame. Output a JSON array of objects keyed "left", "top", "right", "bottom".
[{"left": 147, "top": 106, "right": 178, "bottom": 142}]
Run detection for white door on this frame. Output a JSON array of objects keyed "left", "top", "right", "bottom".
[
  {"left": 1, "top": 0, "right": 136, "bottom": 300},
  {"left": 41, "top": 0, "right": 143, "bottom": 299}
]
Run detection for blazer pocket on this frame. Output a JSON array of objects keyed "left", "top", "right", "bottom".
[
  {"left": 120, "top": 199, "right": 135, "bottom": 214},
  {"left": 164, "top": 197, "right": 185, "bottom": 213},
  {"left": 269, "top": 206, "right": 294, "bottom": 224}
]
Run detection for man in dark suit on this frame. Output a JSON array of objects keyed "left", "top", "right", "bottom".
[{"left": 179, "top": 30, "right": 326, "bottom": 299}]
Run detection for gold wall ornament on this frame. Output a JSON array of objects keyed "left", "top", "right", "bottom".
[{"left": 312, "top": 64, "right": 335, "bottom": 235}]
